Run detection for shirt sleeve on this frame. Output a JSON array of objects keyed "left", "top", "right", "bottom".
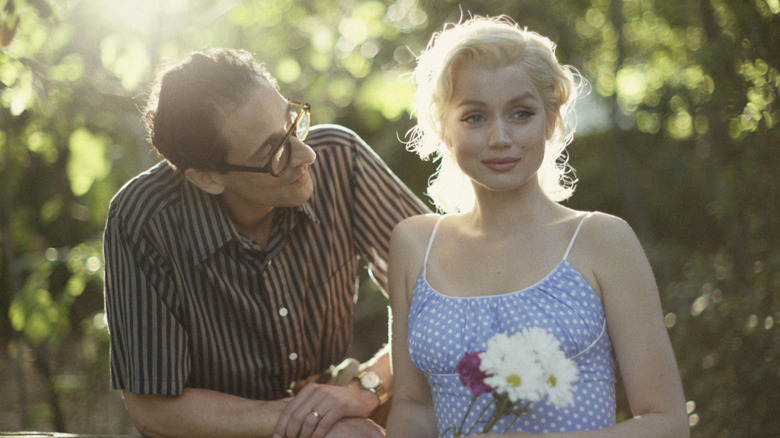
[
  {"left": 348, "top": 129, "right": 431, "bottom": 292},
  {"left": 103, "top": 206, "right": 190, "bottom": 395}
]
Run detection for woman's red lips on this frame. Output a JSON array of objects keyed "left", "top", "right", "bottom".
[{"left": 483, "top": 157, "right": 520, "bottom": 171}]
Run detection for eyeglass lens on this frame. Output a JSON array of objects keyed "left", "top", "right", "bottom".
[{"left": 296, "top": 110, "right": 310, "bottom": 140}]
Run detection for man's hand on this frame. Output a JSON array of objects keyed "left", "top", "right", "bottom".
[{"left": 273, "top": 382, "right": 378, "bottom": 438}]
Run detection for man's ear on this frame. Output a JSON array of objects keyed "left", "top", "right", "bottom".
[{"left": 184, "top": 168, "right": 226, "bottom": 195}]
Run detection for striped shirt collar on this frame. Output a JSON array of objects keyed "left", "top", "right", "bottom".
[{"left": 181, "top": 178, "right": 321, "bottom": 264}]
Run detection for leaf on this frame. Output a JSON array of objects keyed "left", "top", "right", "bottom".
[
  {"left": 28, "top": 0, "right": 53, "bottom": 19},
  {"left": 9, "top": 288, "right": 65, "bottom": 346},
  {"left": 1, "top": 14, "right": 20, "bottom": 46},
  {"left": 66, "top": 128, "right": 111, "bottom": 196},
  {"left": 4, "top": 67, "right": 33, "bottom": 115}
]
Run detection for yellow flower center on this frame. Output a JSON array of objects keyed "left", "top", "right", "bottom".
[
  {"left": 548, "top": 375, "right": 558, "bottom": 387},
  {"left": 507, "top": 374, "right": 522, "bottom": 387}
]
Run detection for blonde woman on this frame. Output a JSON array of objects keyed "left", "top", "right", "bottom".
[{"left": 386, "top": 16, "right": 688, "bottom": 437}]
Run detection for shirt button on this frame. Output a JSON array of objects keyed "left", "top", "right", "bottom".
[
  {"left": 278, "top": 307, "right": 289, "bottom": 317},
  {"left": 288, "top": 352, "right": 298, "bottom": 361}
]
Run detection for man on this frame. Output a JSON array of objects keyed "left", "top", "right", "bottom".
[{"left": 102, "top": 48, "right": 429, "bottom": 437}]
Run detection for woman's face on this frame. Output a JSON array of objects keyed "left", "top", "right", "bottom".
[{"left": 442, "top": 61, "right": 551, "bottom": 196}]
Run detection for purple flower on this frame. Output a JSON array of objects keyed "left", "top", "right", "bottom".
[{"left": 456, "top": 350, "right": 491, "bottom": 396}]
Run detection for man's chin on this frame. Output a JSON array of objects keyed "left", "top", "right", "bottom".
[{"left": 285, "top": 181, "right": 314, "bottom": 206}]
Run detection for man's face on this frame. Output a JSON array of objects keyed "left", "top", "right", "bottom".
[{"left": 213, "top": 78, "right": 317, "bottom": 213}]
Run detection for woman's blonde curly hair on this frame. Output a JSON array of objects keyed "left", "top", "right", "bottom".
[{"left": 407, "top": 15, "right": 584, "bottom": 213}]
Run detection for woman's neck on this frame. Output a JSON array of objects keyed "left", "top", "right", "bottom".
[{"left": 466, "top": 184, "right": 563, "bottom": 236}]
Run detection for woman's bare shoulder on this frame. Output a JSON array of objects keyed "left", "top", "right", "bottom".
[
  {"left": 580, "top": 211, "right": 637, "bottom": 245},
  {"left": 577, "top": 211, "right": 649, "bottom": 273},
  {"left": 393, "top": 214, "right": 442, "bottom": 243}
]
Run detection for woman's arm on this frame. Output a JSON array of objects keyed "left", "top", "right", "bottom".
[
  {"left": 589, "top": 214, "right": 689, "bottom": 437},
  {"left": 386, "top": 217, "right": 440, "bottom": 438}
]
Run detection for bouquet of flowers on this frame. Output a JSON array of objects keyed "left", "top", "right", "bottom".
[{"left": 442, "top": 327, "right": 578, "bottom": 437}]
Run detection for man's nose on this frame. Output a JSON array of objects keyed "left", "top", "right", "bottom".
[{"left": 291, "top": 137, "right": 316, "bottom": 166}]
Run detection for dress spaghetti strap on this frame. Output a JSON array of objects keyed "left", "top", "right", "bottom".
[
  {"left": 562, "top": 213, "right": 593, "bottom": 262},
  {"left": 423, "top": 216, "right": 445, "bottom": 269}
]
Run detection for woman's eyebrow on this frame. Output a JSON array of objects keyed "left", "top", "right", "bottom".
[{"left": 454, "top": 91, "right": 537, "bottom": 108}]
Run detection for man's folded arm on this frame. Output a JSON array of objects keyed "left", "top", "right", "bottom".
[{"left": 122, "top": 387, "right": 286, "bottom": 438}]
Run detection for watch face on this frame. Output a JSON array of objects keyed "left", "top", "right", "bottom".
[{"left": 360, "top": 371, "right": 380, "bottom": 389}]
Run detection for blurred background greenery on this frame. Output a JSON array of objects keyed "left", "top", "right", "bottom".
[{"left": 0, "top": 0, "right": 778, "bottom": 436}]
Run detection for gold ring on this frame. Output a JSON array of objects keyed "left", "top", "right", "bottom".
[{"left": 311, "top": 410, "right": 322, "bottom": 420}]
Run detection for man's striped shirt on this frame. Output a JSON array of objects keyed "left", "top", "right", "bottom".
[{"left": 103, "top": 125, "right": 429, "bottom": 400}]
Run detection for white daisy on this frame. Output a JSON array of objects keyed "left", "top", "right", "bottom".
[
  {"left": 540, "top": 349, "right": 579, "bottom": 408},
  {"left": 522, "top": 327, "right": 562, "bottom": 357},
  {"left": 481, "top": 332, "right": 550, "bottom": 403},
  {"left": 479, "top": 332, "right": 525, "bottom": 373},
  {"left": 483, "top": 350, "right": 546, "bottom": 403}
]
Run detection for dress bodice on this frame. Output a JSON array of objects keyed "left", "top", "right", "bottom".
[{"left": 408, "top": 214, "right": 617, "bottom": 435}]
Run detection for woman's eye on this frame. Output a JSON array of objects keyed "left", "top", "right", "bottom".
[
  {"left": 463, "top": 114, "right": 485, "bottom": 124},
  {"left": 513, "top": 109, "right": 534, "bottom": 120}
]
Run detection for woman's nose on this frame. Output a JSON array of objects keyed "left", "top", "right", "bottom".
[
  {"left": 489, "top": 121, "right": 512, "bottom": 149},
  {"left": 488, "top": 120, "right": 512, "bottom": 148}
]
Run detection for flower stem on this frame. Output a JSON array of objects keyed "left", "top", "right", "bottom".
[
  {"left": 454, "top": 396, "right": 478, "bottom": 437},
  {"left": 502, "top": 402, "right": 531, "bottom": 432},
  {"left": 481, "top": 393, "right": 510, "bottom": 433},
  {"left": 466, "top": 396, "right": 495, "bottom": 435}
]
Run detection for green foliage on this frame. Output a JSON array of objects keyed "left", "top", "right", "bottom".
[
  {"left": 66, "top": 128, "right": 111, "bottom": 196},
  {"left": 0, "top": 0, "right": 778, "bottom": 434},
  {"left": 7, "top": 241, "right": 103, "bottom": 346}
]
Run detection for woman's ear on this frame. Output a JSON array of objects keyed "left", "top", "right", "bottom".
[{"left": 184, "top": 168, "right": 226, "bottom": 195}]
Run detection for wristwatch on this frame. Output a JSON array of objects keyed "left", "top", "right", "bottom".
[{"left": 355, "top": 370, "right": 389, "bottom": 405}]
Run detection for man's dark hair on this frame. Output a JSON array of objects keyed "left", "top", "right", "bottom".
[{"left": 143, "top": 48, "right": 278, "bottom": 171}]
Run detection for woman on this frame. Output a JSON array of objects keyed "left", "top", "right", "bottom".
[{"left": 386, "top": 16, "right": 689, "bottom": 437}]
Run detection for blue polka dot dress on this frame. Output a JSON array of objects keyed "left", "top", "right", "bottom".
[{"left": 408, "top": 214, "right": 616, "bottom": 436}]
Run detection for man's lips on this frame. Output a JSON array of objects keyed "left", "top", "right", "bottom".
[
  {"left": 288, "top": 168, "right": 309, "bottom": 184},
  {"left": 483, "top": 157, "right": 520, "bottom": 172}
]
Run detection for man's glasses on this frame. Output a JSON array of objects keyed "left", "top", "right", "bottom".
[{"left": 215, "top": 100, "right": 311, "bottom": 177}]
